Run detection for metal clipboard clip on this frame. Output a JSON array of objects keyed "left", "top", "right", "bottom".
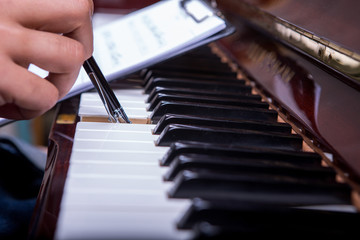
[{"left": 180, "top": 0, "right": 223, "bottom": 23}]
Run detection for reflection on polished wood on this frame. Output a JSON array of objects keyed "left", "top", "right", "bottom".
[
  {"left": 29, "top": 97, "right": 79, "bottom": 239},
  {"left": 217, "top": 0, "right": 360, "bottom": 184},
  {"left": 219, "top": 0, "right": 360, "bottom": 85}
]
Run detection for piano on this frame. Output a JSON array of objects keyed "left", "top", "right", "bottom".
[{"left": 29, "top": 0, "right": 360, "bottom": 239}]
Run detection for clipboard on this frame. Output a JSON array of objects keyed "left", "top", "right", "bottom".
[{"left": 0, "top": 0, "right": 235, "bottom": 127}]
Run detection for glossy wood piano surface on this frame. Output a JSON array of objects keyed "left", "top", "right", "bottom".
[
  {"left": 217, "top": 0, "right": 360, "bottom": 183},
  {"left": 30, "top": 0, "right": 360, "bottom": 239}
]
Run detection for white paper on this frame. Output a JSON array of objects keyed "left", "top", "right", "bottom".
[{"left": 68, "top": 0, "right": 226, "bottom": 97}]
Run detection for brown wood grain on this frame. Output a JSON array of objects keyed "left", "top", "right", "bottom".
[{"left": 29, "top": 97, "right": 79, "bottom": 240}]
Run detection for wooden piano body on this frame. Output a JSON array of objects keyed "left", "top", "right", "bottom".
[{"left": 29, "top": 0, "right": 360, "bottom": 239}]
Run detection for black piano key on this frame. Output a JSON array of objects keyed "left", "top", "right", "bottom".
[
  {"left": 178, "top": 199, "right": 360, "bottom": 237},
  {"left": 161, "top": 54, "right": 227, "bottom": 62},
  {"left": 147, "top": 93, "right": 269, "bottom": 111},
  {"left": 172, "top": 51, "right": 220, "bottom": 61},
  {"left": 168, "top": 169, "right": 352, "bottom": 205},
  {"left": 181, "top": 45, "right": 220, "bottom": 57},
  {"left": 161, "top": 47, "right": 221, "bottom": 60},
  {"left": 154, "top": 58, "right": 233, "bottom": 71},
  {"left": 146, "top": 86, "right": 262, "bottom": 104},
  {"left": 192, "top": 221, "right": 355, "bottom": 239},
  {"left": 142, "top": 69, "right": 238, "bottom": 86},
  {"left": 152, "top": 114, "right": 291, "bottom": 134},
  {"left": 156, "top": 124, "right": 303, "bottom": 151},
  {"left": 150, "top": 101, "right": 278, "bottom": 123},
  {"left": 144, "top": 78, "right": 250, "bottom": 94},
  {"left": 148, "top": 59, "right": 234, "bottom": 77},
  {"left": 162, "top": 51, "right": 227, "bottom": 62},
  {"left": 160, "top": 142, "right": 322, "bottom": 166},
  {"left": 163, "top": 153, "right": 336, "bottom": 182}
]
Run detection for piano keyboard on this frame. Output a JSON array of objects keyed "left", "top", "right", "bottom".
[{"left": 55, "top": 46, "right": 359, "bottom": 239}]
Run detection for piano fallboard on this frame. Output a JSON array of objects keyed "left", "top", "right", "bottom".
[{"left": 216, "top": 0, "right": 360, "bottom": 185}]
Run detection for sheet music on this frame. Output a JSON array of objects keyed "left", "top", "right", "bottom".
[{"left": 68, "top": 0, "right": 226, "bottom": 97}]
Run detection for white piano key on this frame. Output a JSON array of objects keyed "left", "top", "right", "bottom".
[
  {"left": 76, "top": 121, "right": 154, "bottom": 131},
  {"left": 79, "top": 89, "right": 150, "bottom": 119},
  {"left": 81, "top": 89, "right": 147, "bottom": 101},
  {"left": 61, "top": 192, "right": 190, "bottom": 210},
  {"left": 72, "top": 123, "right": 164, "bottom": 148},
  {"left": 64, "top": 175, "right": 170, "bottom": 192},
  {"left": 74, "top": 131, "right": 157, "bottom": 141},
  {"left": 79, "top": 106, "right": 150, "bottom": 119},
  {"left": 67, "top": 161, "right": 167, "bottom": 176},
  {"left": 70, "top": 150, "right": 165, "bottom": 163},
  {"left": 73, "top": 140, "right": 163, "bottom": 151},
  {"left": 56, "top": 210, "right": 192, "bottom": 240},
  {"left": 68, "top": 160, "right": 159, "bottom": 166},
  {"left": 82, "top": 101, "right": 148, "bottom": 108}
]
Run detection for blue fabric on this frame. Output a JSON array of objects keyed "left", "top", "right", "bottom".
[{"left": 0, "top": 137, "right": 45, "bottom": 240}]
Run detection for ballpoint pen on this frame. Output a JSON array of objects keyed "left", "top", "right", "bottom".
[{"left": 83, "top": 56, "right": 131, "bottom": 123}]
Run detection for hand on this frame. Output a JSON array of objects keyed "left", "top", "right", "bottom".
[{"left": 0, "top": 0, "right": 94, "bottom": 120}]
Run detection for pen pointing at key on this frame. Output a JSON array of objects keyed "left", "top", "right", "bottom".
[{"left": 83, "top": 56, "right": 131, "bottom": 123}]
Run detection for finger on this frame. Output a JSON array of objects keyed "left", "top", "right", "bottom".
[
  {"left": 65, "top": 19, "right": 94, "bottom": 60},
  {"left": 10, "top": 27, "right": 87, "bottom": 74},
  {"left": 2, "top": 0, "right": 94, "bottom": 57},
  {"left": 2, "top": 0, "right": 94, "bottom": 32},
  {"left": 0, "top": 103, "right": 45, "bottom": 120},
  {"left": 0, "top": 60, "right": 59, "bottom": 119},
  {"left": 46, "top": 66, "right": 82, "bottom": 100}
]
